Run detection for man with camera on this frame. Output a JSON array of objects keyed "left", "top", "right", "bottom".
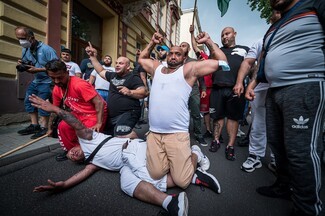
[{"left": 15, "top": 26, "right": 58, "bottom": 139}]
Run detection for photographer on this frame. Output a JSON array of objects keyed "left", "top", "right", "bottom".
[{"left": 15, "top": 26, "right": 58, "bottom": 139}]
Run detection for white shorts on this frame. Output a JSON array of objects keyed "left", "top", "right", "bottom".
[{"left": 120, "top": 139, "right": 167, "bottom": 197}]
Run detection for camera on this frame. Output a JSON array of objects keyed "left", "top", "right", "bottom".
[{"left": 16, "top": 60, "right": 33, "bottom": 72}]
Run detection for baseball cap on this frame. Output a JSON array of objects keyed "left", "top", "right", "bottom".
[
  {"left": 61, "top": 48, "right": 71, "bottom": 54},
  {"left": 156, "top": 45, "right": 170, "bottom": 52}
]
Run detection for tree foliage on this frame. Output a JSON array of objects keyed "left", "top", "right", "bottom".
[{"left": 247, "top": 0, "right": 273, "bottom": 23}]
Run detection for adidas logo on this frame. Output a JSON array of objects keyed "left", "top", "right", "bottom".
[{"left": 292, "top": 116, "right": 309, "bottom": 129}]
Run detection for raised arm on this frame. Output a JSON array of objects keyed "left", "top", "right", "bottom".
[
  {"left": 85, "top": 42, "right": 107, "bottom": 80},
  {"left": 29, "top": 94, "right": 93, "bottom": 140},
  {"left": 185, "top": 32, "right": 228, "bottom": 81},
  {"left": 189, "top": 25, "right": 200, "bottom": 53},
  {"left": 33, "top": 164, "right": 99, "bottom": 192},
  {"left": 138, "top": 33, "right": 164, "bottom": 76}
]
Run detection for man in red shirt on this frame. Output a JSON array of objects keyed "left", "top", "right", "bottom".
[{"left": 45, "top": 59, "right": 107, "bottom": 161}]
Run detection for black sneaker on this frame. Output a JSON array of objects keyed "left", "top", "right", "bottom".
[
  {"left": 55, "top": 151, "right": 68, "bottom": 162},
  {"left": 194, "top": 167, "right": 221, "bottom": 193},
  {"left": 209, "top": 140, "right": 220, "bottom": 152},
  {"left": 256, "top": 180, "right": 291, "bottom": 200},
  {"left": 195, "top": 137, "right": 208, "bottom": 147},
  {"left": 30, "top": 127, "right": 48, "bottom": 139},
  {"left": 203, "top": 131, "right": 213, "bottom": 138},
  {"left": 167, "top": 192, "right": 188, "bottom": 216},
  {"left": 225, "top": 146, "right": 235, "bottom": 161},
  {"left": 17, "top": 124, "right": 41, "bottom": 135}
]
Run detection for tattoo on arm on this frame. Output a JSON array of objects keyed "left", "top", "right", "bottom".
[{"left": 57, "top": 110, "right": 93, "bottom": 139}]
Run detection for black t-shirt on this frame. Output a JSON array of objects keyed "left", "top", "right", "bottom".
[
  {"left": 212, "top": 45, "right": 249, "bottom": 87},
  {"left": 105, "top": 71, "right": 144, "bottom": 118}
]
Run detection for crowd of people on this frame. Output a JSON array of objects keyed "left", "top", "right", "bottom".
[{"left": 14, "top": 0, "right": 325, "bottom": 215}]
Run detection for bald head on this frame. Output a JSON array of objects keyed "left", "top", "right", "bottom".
[
  {"left": 221, "top": 27, "right": 236, "bottom": 48},
  {"left": 115, "top": 56, "right": 131, "bottom": 76}
]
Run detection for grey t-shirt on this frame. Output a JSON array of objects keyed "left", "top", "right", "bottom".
[{"left": 264, "top": 0, "right": 325, "bottom": 87}]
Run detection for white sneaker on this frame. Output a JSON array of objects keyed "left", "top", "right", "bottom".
[
  {"left": 241, "top": 154, "right": 262, "bottom": 173},
  {"left": 192, "top": 145, "right": 210, "bottom": 171},
  {"left": 237, "top": 128, "right": 245, "bottom": 137}
]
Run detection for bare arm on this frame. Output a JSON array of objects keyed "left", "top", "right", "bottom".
[
  {"left": 25, "top": 66, "right": 47, "bottom": 74},
  {"left": 117, "top": 86, "right": 147, "bottom": 99},
  {"left": 46, "top": 112, "right": 57, "bottom": 137},
  {"left": 189, "top": 25, "right": 200, "bottom": 53},
  {"left": 233, "top": 58, "right": 256, "bottom": 96},
  {"left": 90, "top": 95, "right": 105, "bottom": 132},
  {"left": 138, "top": 33, "right": 164, "bottom": 76},
  {"left": 89, "top": 74, "right": 96, "bottom": 85},
  {"left": 33, "top": 164, "right": 100, "bottom": 192},
  {"left": 85, "top": 42, "right": 107, "bottom": 80},
  {"left": 139, "top": 71, "right": 148, "bottom": 91},
  {"left": 245, "top": 79, "right": 258, "bottom": 101},
  {"left": 29, "top": 94, "right": 93, "bottom": 140},
  {"left": 186, "top": 32, "right": 227, "bottom": 83}
]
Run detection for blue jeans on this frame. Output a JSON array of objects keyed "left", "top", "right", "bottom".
[{"left": 24, "top": 81, "right": 51, "bottom": 116}]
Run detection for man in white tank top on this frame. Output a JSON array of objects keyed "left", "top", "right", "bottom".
[{"left": 139, "top": 32, "right": 229, "bottom": 189}]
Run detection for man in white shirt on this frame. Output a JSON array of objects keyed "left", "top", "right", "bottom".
[
  {"left": 61, "top": 48, "right": 82, "bottom": 77},
  {"left": 89, "top": 54, "right": 115, "bottom": 101}
]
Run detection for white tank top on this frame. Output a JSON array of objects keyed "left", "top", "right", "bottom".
[{"left": 149, "top": 64, "right": 192, "bottom": 133}]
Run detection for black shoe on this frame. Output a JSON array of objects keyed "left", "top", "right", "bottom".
[
  {"left": 196, "top": 137, "right": 208, "bottom": 147},
  {"left": 219, "top": 134, "right": 224, "bottom": 143},
  {"left": 18, "top": 124, "right": 41, "bottom": 135},
  {"left": 194, "top": 167, "right": 221, "bottom": 193},
  {"left": 167, "top": 192, "right": 188, "bottom": 216},
  {"left": 203, "top": 131, "right": 213, "bottom": 138},
  {"left": 209, "top": 140, "right": 220, "bottom": 152},
  {"left": 256, "top": 180, "right": 291, "bottom": 200},
  {"left": 55, "top": 151, "right": 68, "bottom": 162},
  {"left": 30, "top": 127, "right": 48, "bottom": 139},
  {"left": 225, "top": 146, "right": 235, "bottom": 161}
]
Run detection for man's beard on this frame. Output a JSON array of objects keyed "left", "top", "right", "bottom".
[{"left": 159, "top": 53, "right": 167, "bottom": 60}]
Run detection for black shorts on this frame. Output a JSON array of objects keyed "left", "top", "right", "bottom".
[
  {"left": 209, "top": 87, "right": 246, "bottom": 121},
  {"left": 106, "top": 110, "right": 141, "bottom": 136}
]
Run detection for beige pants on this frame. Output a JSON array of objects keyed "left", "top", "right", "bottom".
[{"left": 146, "top": 131, "right": 194, "bottom": 189}]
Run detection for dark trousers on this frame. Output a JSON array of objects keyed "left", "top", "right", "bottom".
[
  {"left": 266, "top": 82, "right": 324, "bottom": 215},
  {"left": 188, "top": 89, "right": 203, "bottom": 138}
]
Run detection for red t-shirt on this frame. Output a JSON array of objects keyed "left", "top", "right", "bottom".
[{"left": 52, "top": 76, "right": 107, "bottom": 120}]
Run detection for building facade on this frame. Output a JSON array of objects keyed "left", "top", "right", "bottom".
[{"left": 0, "top": 0, "right": 182, "bottom": 124}]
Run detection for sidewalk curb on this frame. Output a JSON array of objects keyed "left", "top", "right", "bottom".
[{"left": 0, "top": 143, "right": 61, "bottom": 167}]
